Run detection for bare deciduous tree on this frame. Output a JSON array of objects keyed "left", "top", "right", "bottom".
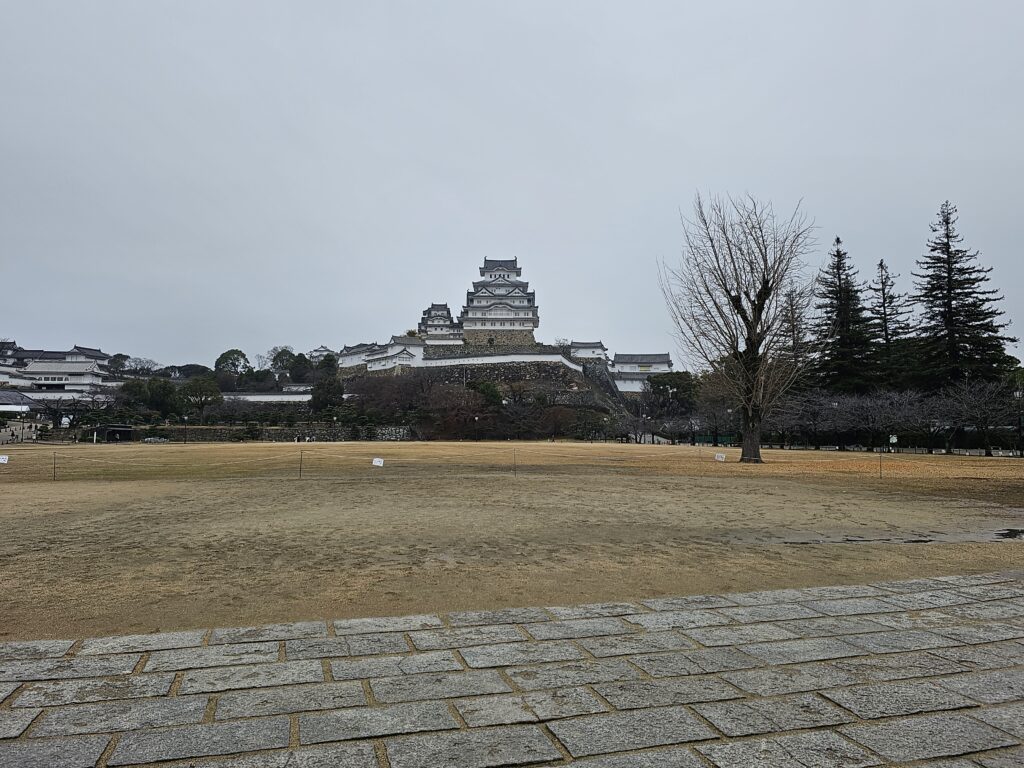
[{"left": 660, "top": 194, "right": 816, "bottom": 462}]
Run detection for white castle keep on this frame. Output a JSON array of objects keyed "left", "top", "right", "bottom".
[{"left": 313, "top": 257, "right": 672, "bottom": 392}]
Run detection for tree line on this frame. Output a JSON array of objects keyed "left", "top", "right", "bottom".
[{"left": 660, "top": 196, "right": 1021, "bottom": 460}]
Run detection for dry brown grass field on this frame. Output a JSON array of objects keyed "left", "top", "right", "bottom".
[{"left": 1, "top": 441, "right": 1022, "bottom": 640}]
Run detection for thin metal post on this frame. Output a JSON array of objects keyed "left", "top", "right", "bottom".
[
  {"left": 53, "top": 452, "right": 57, "bottom": 481},
  {"left": 298, "top": 450, "right": 304, "bottom": 479},
  {"left": 878, "top": 450, "right": 882, "bottom": 480},
  {"left": 513, "top": 447, "right": 517, "bottom": 479}
]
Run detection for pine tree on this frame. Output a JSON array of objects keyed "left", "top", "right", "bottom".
[
  {"left": 866, "top": 259, "right": 912, "bottom": 387},
  {"left": 813, "top": 237, "right": 875, "bottom": 392},
  {"left": 912, "top": 201, "right": 1016, "bottom": 386}
]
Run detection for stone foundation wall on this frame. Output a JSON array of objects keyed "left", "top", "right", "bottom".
[{"left": 461, "top": 329, "right": 536, "bottom": 346}]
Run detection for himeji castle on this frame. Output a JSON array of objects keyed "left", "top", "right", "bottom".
[{"left": 311, "top": 257, "right": 672, "bottom": 392}]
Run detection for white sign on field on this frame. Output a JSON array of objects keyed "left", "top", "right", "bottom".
[
  {"left": 714, "top": 453, "right": 726, "bottom": 462},
  {"left": 372, "top": 458, "right": 384, "bottom": 467},
  {"left": 0, "top": 456, "right": 8, "bottom": 464}
]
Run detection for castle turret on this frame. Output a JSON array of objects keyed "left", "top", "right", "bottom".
[
  {"left": 459, "top": 258, "right": 539, "bottom": 345},
  {"left": 417, "top": 303, "right": 464, "bottom": 345}
]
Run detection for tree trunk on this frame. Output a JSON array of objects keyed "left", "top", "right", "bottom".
[{"left": 740, "top": 411, "right": 763, "bottom": 463}]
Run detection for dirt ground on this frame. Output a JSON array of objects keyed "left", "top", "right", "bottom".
[{"left": 1, "top": 441, "right": 1022, "bottom": 640}]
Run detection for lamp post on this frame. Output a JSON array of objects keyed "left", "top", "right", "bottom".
[
  {"left": 474, "top": 415, "right": 479, "bottom": 441},
  {"left": 1015, "top": 389, "right": 1022, "bottom": 458},
  {"left": 184, "top": 415, "right": 188, "bottom": 445}
]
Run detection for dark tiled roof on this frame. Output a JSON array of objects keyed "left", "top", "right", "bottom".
[
  {"left": 0, "top": 389, "right": 38, "bottom": 406},
  {"left": 613, "top": 353, "right": 672, "bottom": 365},
  {"left": 483, "top": 258, "right": 518, "bottom": 269},
  {"left": 571, "top": 341, "right": 606, "bottom": 348}
]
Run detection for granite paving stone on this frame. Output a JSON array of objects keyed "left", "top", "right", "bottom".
[
  {"left": 347, "top": 631, "right": 411, "bottom": 656},
  {"left": 4, "top": 571, "right": 1024, "bottom": 766},
  {"left": 0, "top": 735, "right": 111, "bottom": 768},
  {"left": 108, "top": 716, "right": 291, "bottom": 765},
  {"left": 546, "top": 602, "right": 644, "bottom": 619},
  {"left": 844, "top": 629, "right": 961, "bottom": 654},
  {"left": 0, "top": 639, "right": 75, "bottom": 662},
  {"left": 594, "top": 676, "right": 742, "bottom": 709},
  {"left": 384, "top": 724, "right": 562, "bottom": 767},
  {"left": 832, "top": 651, "right": 971, "bottom": 682},
  {"left": 698, "top": 730, "right": 882, "bottom": 767},
  {"left": 328, "top": 650, "right": 462, "bottom": 680},
  {"left": 78, "top": 630, "right": 206, "bottom": 656},
  {"left": 210, "top": 621, "right": 327, "bottom": 644},
  {"left": 578, "top": 630, "right": 695, "bottom": 657},
  {"left": 840, "top": 712, "right": 1019, "bottom": 762},
  {"left": 870, "top": 610, "right": 963, "bottom": 629},
  {"left": 716, "top": 603, "right": 825, "bottom": 623},
  {"left": 970, "top": 702, "right": 1024, "bottom": 740},
  {"left": 775, "top": 616, "right": 892, "bottom": 637},
  {"left": 333, "top": 614, "right": 443, "bottom": 635},
  {"left": 0, "top": 654, "right": 140, "bottom": 682},
  {"left": 956, "top": 584, "right": 1024, "bottom": 601},
  {"left": 821, "top": 680, "right": 978, "bottom": 719},
  {"left": 798, "top": 584, "right": 890, "bottom": 601},
  {"left": 934, "top": 575, "right": 1016, "bottom": 587},
  {"left": 740, "top": 636, "right": 867, "bottom": 664},
  {"left": 547, "top": 705, "right": 718, "bottom": 757},
  {"left": 642, "top": 594, "right": 738, "bottom": 611},
  {"left": 0, "top": 707, "right": 40, "bottom": 738},
  {"left": 370, "top": 669, "right": 510, "bottom": 703},
  {"left": 567, "top": 748, "right": 706, "bottom": 767},
  {"left": 446, "top": 607, "right": 551, "bottom": 627},
  {"left": 525, "top": 616, "right": 634, "bottom": 639},
  {"left": 630, "top": 647, "right": 761, "bottom": 677},
  {"left": 408, "top": 624, "right": 524, "bottom": 651},
  {"left": 452, "top": 694, "right": 536, "bottom": 726},
  {"left": 145, "top": 641, "right": 278, "bottom": 672},
  {"left": 976, "top": 748, "right": 1024, "bottom": 768},
  {"left": 801, "top": 597, "right": 906, "bottom": 616},
  {"left": 936, "top": 669, "right": 1024, "bottom": 704},
  {"left": 930, "top": 640, "right": 1024, "bottom": 670},
  {"left": 179, "top": 659, "right": 325, "bottom": 694},
  {"left": 460, "top": 639, "right": 585, "bottom": 668},
  {"left": 871, "top": 577, "right": 949, "bottom": 593},
  {"left": 693, "top": 692, "right": 854, "bottom": 736},
  {"left": 12, "top": 673, "right": 176, "bottom": 707},
  {"left": 683, "top": 622, "right": 800, "bottom": 646},
  {"left": 187, "top": 742, "right": 379, "bottom": 767},
  {"left": 879, "top": 590, "right": 975, "bottom": 611},
  {"left": 721, "top": 661, "right": 861, "bottom": 696},
  {"left": 720, "top": 588, "right": 809, "bottom": 606},
  {"left": 622, "top": 609, "right": 734, "bottom": 631},
  {"left": 215, "top": 681, "right": 366, "bottom": 719},
  {"left": 284, "top": 637, "right": 357, "bottom": 660},
  {"left": 523, "top": 686, "right": 608, "bottom": 720},
  {"left": 942, "top": 600, "right": 1024, "bottom": 621},
  {"left": 504, "top": 658, "right": 642, "bottom": 689},
  {"left": 31, "top": 695, "right": 208, "bottom": 737},
  {"left": 936, "top": 623, "right": 1024, "bottom": 645},
  {"left": 299, "top": 700, "right": 457, "bottom": 743}
]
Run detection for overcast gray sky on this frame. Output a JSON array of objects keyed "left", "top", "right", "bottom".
[{"left": 2, "top": 1, "right": 1021, "bottom": 367}]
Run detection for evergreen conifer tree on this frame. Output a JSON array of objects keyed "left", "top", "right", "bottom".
[
  {"left": 813, "top": 237, "right": 875, "bottom": 392},
  {"left": 912, "top": 201, "right": 1015, "bottom": 385},
  {"left": 866, "top": 259, "right": 912, "bottom": 387}
]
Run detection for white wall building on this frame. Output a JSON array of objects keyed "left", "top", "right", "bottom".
[{"left": 609, "top": 353, "right": 674, "bottom": 393}]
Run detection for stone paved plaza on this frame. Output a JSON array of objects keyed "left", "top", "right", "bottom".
[{"left": 2, "top": 573, "right": 1024, "bottom": 767}]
